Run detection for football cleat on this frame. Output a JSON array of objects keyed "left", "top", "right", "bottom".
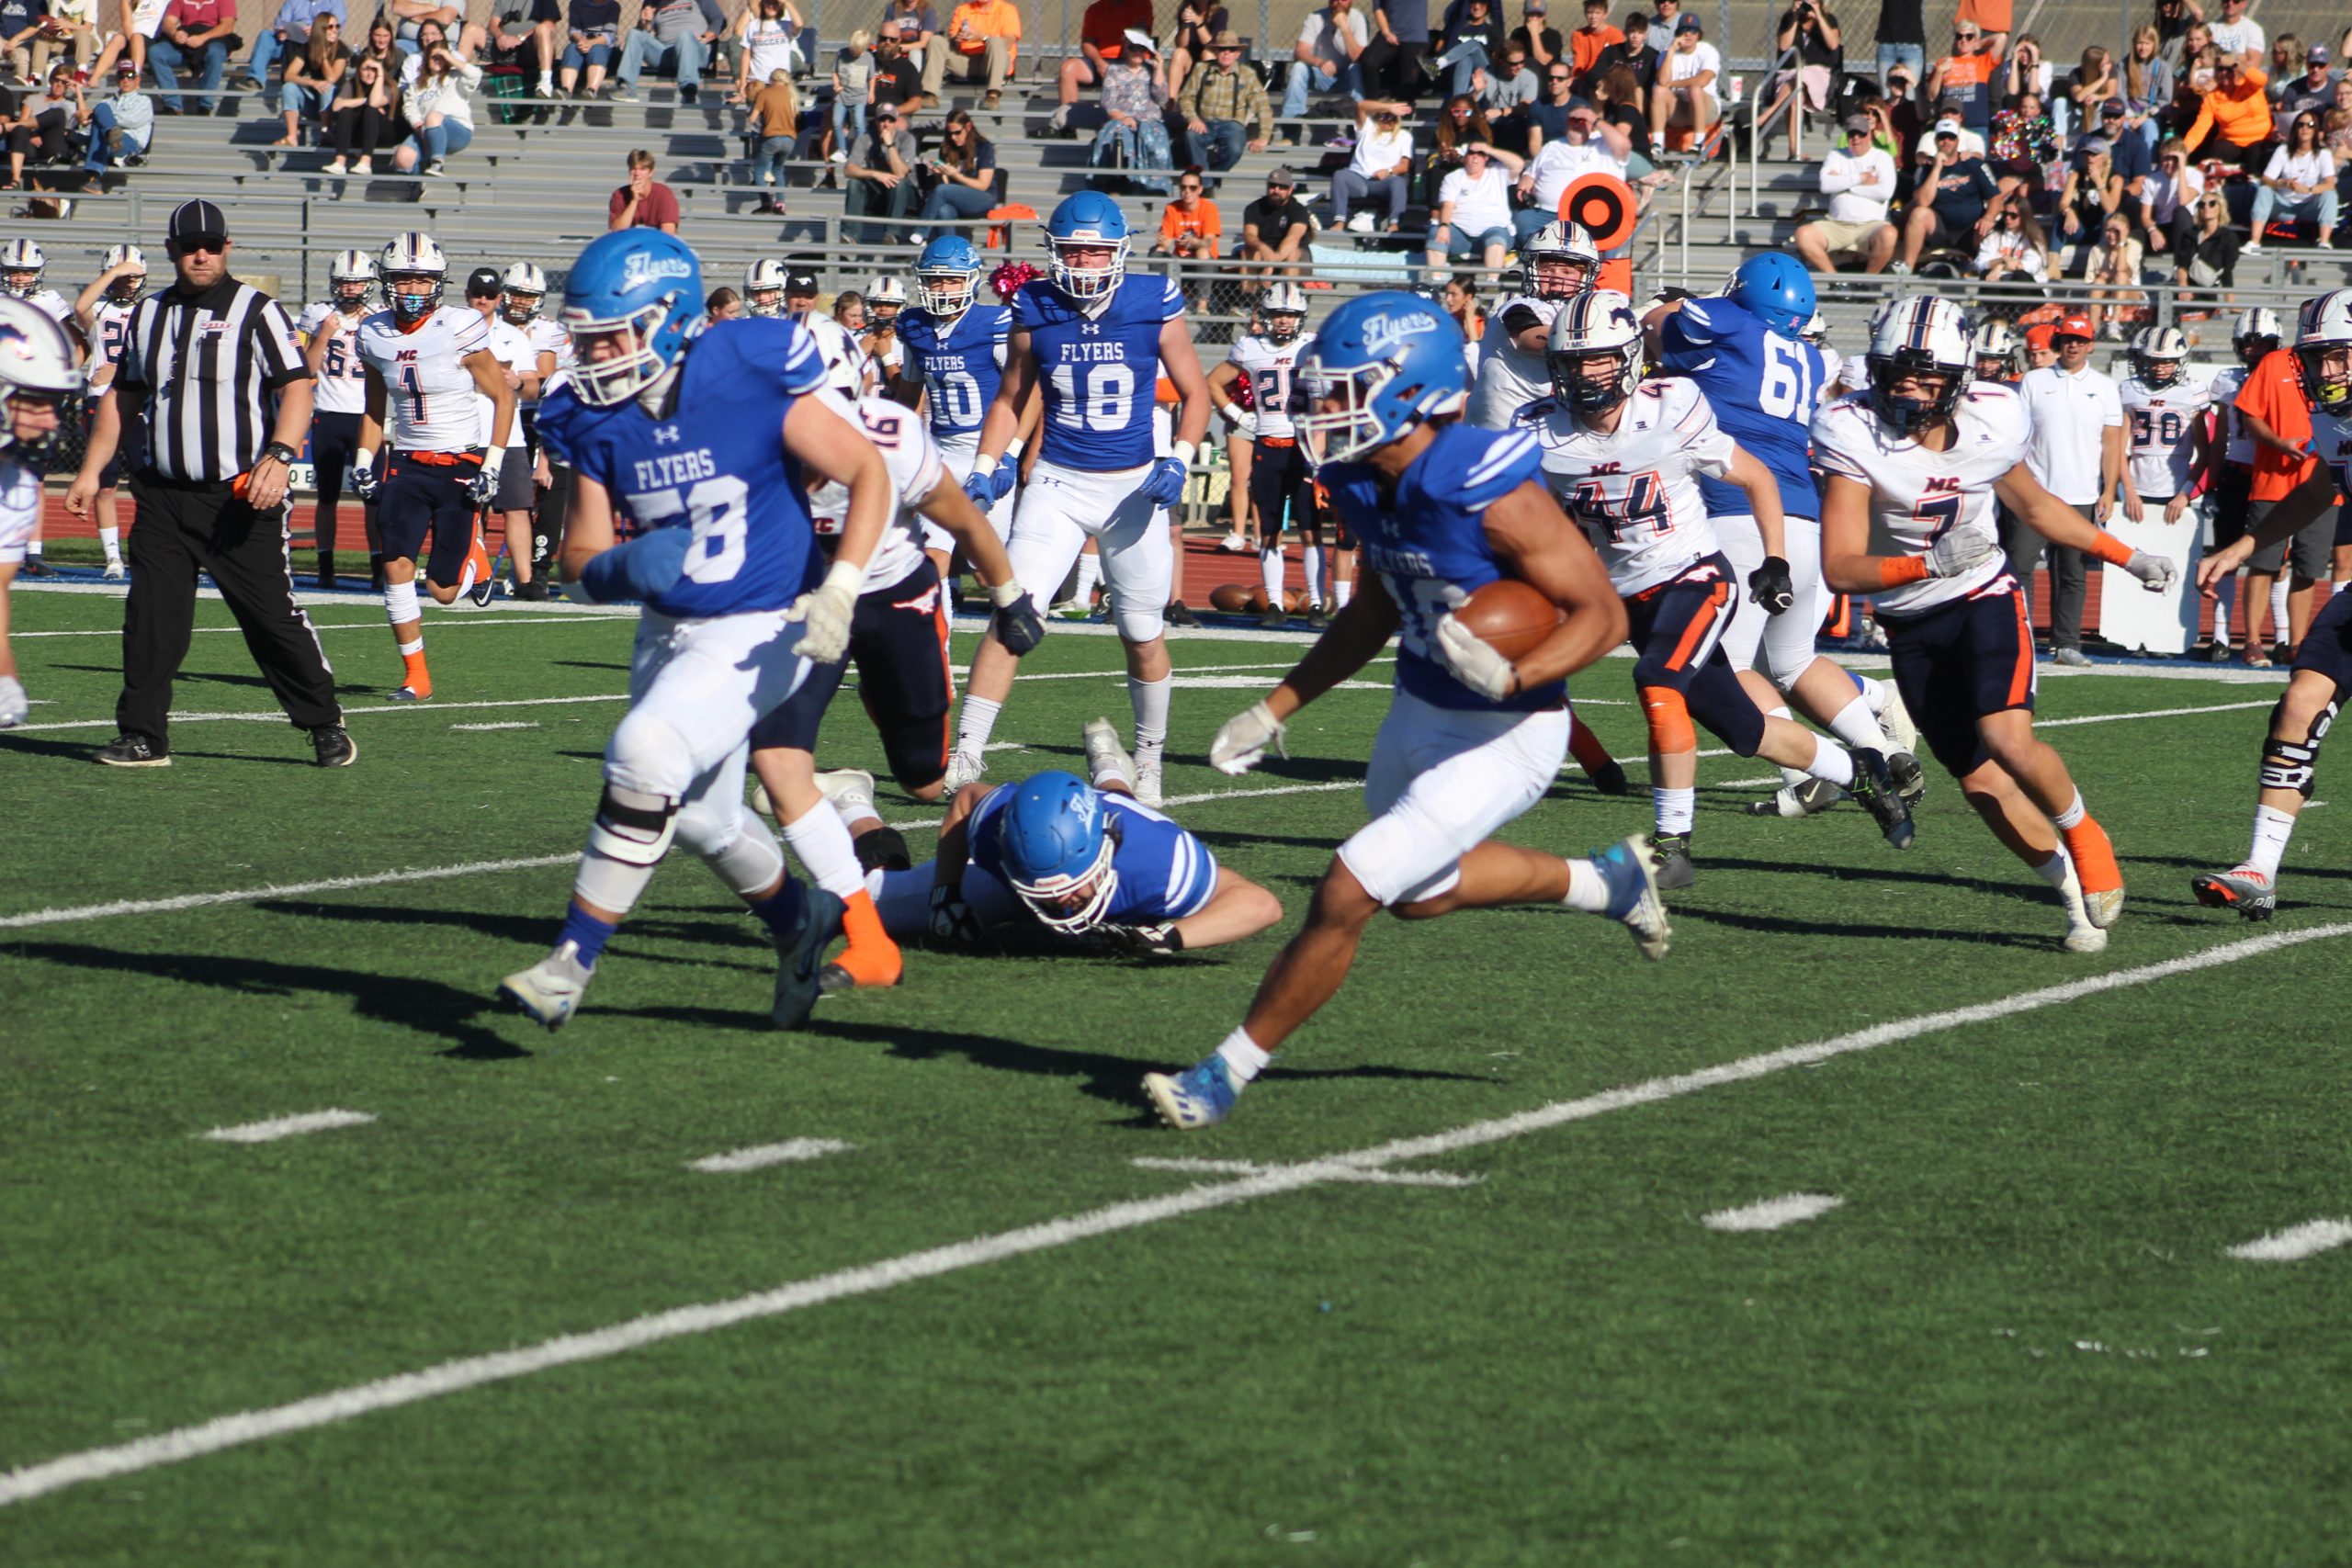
[
  {"left": 93, "top": 732, "right": 169, "bottom": 766},
  {"left": 2082, "top": 885, "right": 2126, "bottom": 929},
  {"left": 2063, "top": 916, "right": 2109, "bottom": 953},
  {"left": 1886, "top": 750, "right": 1928, "bottom": 806},
  {"left": 815, "top": 766, "right": 879, "bottom": 823},
  {"left": 1849, "top": 748, "right": 1916, "bottom": 850},
  {"left": 1745, "top": 776, "right": 1841, "bottom": 817},
  {"left": 310, "top": 725, "right": 357, "bottom": 768},
  {"left": 1134, "top": 756, "right": 1164, "bottom": 807},
  {"left": 1143, "top": 1053, "right": 1244, "bottom": 1130},
  {"left": 101, "top": 559, "right": 124, "bottom": 581},
  {"left": 1649, "top": 830, "right": 1696, "bottom": 890},
  {"left": 771, "top": 883, "right": 845, "bottom": 1030},
  {"left": 499, "top": 940, "right": 594, "bottom": 1029},
  {"left": 1587, "top": 760, "right": 1631, "bottom": 796},
  {"left": 2191, "top": 866, "right": 2275, "bottom": 921},
  {"left": 942, "top": 748, "right": 989, "bottom": 791},
  {"left": 1081, "top": 716, "right": 1136, "bottom": 793},
  {"left": 385, "top": 684, "right": 427, "bottom": 702},
  {"left": 1591, "top": 833, "right": 1671, "bottom": 960},
  {"left": 1877, "top": 681, "right": 1919, "bottom": 756}
]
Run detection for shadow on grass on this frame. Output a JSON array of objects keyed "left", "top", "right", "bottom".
[
  {"left": 255, "top": 898, "right": 775, "bottom": 969},
  {"left": 5, "top": 940, "right": 531, "bottom": 1060}
]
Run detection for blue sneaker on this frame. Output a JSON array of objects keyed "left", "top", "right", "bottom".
[
  {"left": 1143, "top": 1053, "right": 1244, "bottom": 1130},
  {"left": 770, "top": 883, "right": 844, "bottom": 1030},
  {"left": 1592, "top": 833, "right": 1672, "bottom": 961}
]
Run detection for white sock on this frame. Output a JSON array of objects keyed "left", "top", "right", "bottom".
[
  {"left": 955, "top": 694, "right": 1001, "bottom": 757},
  {"left": 2034, "top": 849, "right": 2092, "bottom": 923},
  {"left": 397, "top": 636, "right": 424, "bottom": 659},
  {"left": 1855, "top": 673, "right": 1889, "bottom": 714},
  {"left": 1563, "top": 856, "right": 1610, "bottom": 911},
  {"left": 1769, "top": 705, "right": 1807, "bottom": 790},
  {"left": 98, "top": 525, "right": 121, "bottom": 562},
  {"left": 1653, "top": 784, "right": 1694, "bottom": 834},
  {"left": 1806, "top": 733, "right": 1856, "bottom": 787},
  {"left": 1214, "top": 1025, "right": 1271, "bottom": 1082},
  {"left": 2212, "top": 578, "right": 2233, "bottom": 643},
  {"left": 1260, "top": 543, "right": 1284, "bottom": 603},
  {"left": 781, "top": 799, "right": 868, "bottom": 899},
  {"left": 1334, "top": 579, "right": 1353, "bottom": 608},
  {"left": 2052, "top": 788, "right": 2086, "bottom": 829},
  {"left": 537, "top": 68, "right": 552, "bottom": 86},
  {"left": 1827, "top": 694, "right": 1891, "bottom": 751},
  {"left": 1128, "top": 673, "right": 1170, "bottom": 763},
  {"left": 1304, "top": 543, "right": 1327, "bottom": 607},
  {"left": 2248, "top": 803, "right": 2297, "bottom": 878},
  {"left": 23, "top": 540, "right": 39, "bottom": 560},
  {"left": 2270, "top": 577, "right": 2290, "bottom": 641},
  {"left": 1074, "top": 551, "right": 1103, "bottom": 604}
]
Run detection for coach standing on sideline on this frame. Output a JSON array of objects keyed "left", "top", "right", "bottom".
[{"left": 67, "top": 198, "right": 355, "bottom": 769}]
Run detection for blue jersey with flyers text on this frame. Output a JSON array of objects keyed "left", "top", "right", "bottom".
[
  {"left": 898, "top": 302, "right": 1010, "bottom": 446},
  {"left": 1655, "top": 296, "right": 1829, "bottom": 520},
  {"left": 536, "top": 316, "right": 827, "bottom": 619},
  {"left": 1321, "top": 423, "right": 1566, "bottom": 714},
  {"left": 1013, "top": 272, "right": 1185, "bottom": 470},
  {"left": 967, "top": 783, "right": 1219, "bottom": 927}
]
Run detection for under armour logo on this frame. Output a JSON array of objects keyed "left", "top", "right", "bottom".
[
  {"left": 1080, "top": 321, "right": 1102, "bottom": 335},
  {"left": 653, "top": 426, "right": 681, "bottom": 445}
]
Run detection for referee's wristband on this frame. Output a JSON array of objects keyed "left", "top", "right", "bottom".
[{"left": 261, "top": 441, "right": 298, "bottom": 466}]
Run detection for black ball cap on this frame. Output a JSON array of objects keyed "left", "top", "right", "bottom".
[
  {"left": 785, "top": 270, "right": 819, "bottom": 295},
  {"left": 466, "top": 265, "right": 503, "bottom": 297},
  {"left": 166, "top": 197, "right": 229, "bottom": 249}
]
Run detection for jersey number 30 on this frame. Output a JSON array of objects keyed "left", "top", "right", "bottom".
[{"left": 630, "top": 475, "right": 751, "bottom": 583}]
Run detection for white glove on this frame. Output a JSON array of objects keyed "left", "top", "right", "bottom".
[
  {"left": 1209, "top": 699, "right": 1288, "bottom": 775},
  {"left": 2123, "top": 548, "right": 2177, "bottom": 593},
  {"left": 1433, "top": 611, "right": 1521, "bottom": 701},
  {"left": 0, "top": 672, "right": 26, "bottom": 728},
  {"left": 1221, "top": 405, "right": 1258, "bottom": 439},
  {"left": 1924, "top": 530, "right": 2000, "bottom": 579},
  {"left": 786, "top": 559, "right": 864, "bottom": 663}
]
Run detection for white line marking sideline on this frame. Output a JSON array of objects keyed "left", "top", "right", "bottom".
[
  {"left": 688, "top": 1140, "right": 854, "bottom": 1174},
  {"left": 198, "top": 1110, "right": 377, "bottom": 1145},
  {"left": 3, "top": 919, "right": 2343, "bottom": 1510},
  {"left": 2224, "top": 1218, "right": 2352, "bottom": 1262},
  {"left": 1701, "top": 1193, "right": 1845, "bottom": 1232}
]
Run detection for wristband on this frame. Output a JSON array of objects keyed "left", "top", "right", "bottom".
[
  {"left": 988, "top": 581, "right": 1023, "bottom": 608},
  {"left": 1875, "top": 556, "right": 1932, "bottom": 589},
  {"left": 1004, "top": 437, "right": 1023, "bottom": 460},
  {"left": 974, "top": 452, "right": 999, "bottom": 476},
  {"left": 479, "top": 445, "right": 503, "bottom": 470},
  {"left": 262, "top": 441, "right": 298, "bottom": 466},
  {"left": 354, "top": 448, "right": 376, "bottom": 470},
  {"left": 1170, "top": 439, "right": 1197, "bottom": 468},
  {"left": 2086, "top": 531, "right": 2135, "bottom": 568}
]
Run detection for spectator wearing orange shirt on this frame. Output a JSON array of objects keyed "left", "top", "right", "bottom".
[
  {"left": 2183, "top": 57, "right": 2275, "bottom": 171},
  {"left": 1152, "top": 170, "right": 1223, "bottom": 256},
  {"left": 1052, "top": 0, "right": 1150, "bottom": 129},
  {"left": 1927, "top": 18, "right": 1998, "bottom": 136},
  {"left": 1568, "top": 0, "right": 1621, "bottom": 78},
  {"left": 2233, "top": 344, "right": 2333, "bottom": 654},
  {"left": 922, "top": 0, "right": 1016, "bottom": 107}
]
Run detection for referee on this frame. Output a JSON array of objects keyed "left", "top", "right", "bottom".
[{"left": 67, "top": 198, "right": 355, "bottom": 769}]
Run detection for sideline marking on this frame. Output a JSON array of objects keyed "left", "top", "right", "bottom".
[
  {"left": 1701, "top": 1193, "right": 1844, "bottom": 1232},
  {"left": 2225, "top": 1218, "right": 2352, "bottom": 1262},
  {"left": 199, "top": 1110, "right": 377, "bottom": 1145},
  {"left": 688, "top": 1140, "right": 854, "bottom": 1174},
  {"left": 3, "top": 920, "right": 2345, "bottom": 1510}
]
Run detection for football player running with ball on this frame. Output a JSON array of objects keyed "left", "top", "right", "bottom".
[
  {"left": 2191, "top": 288, "right": 2352, "bottom": 920},
  {"left": 943, "top": 191, "right": 1211, "bottom": 807},
  {"left": 1815, "top": 297, "right": 2173, "bottom": 952},
  {"left": 1534, "top": 291, "right": 1916, "bottom": 889},
  {"left": 498, "top": 231, "right": 894, "bottom": 1032},
  {"left": 1142, "top": 290, "right": 1671, "bottom": 1133}
]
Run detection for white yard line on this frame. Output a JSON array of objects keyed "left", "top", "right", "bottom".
[
  {"left": 1131, "top": 1156, "right": 1480, "bottom": 1189},
  {"left": 11, "top": 614, "right": 636, "bottom": 639},
  {"left": 450, "top": 722, "right": 539, "bottom": 733},
  {"left": 688, "top": 1140, "right": 854, "bottom": 1174},
  {"left": 1701, "top": 1193, "right": 1845, "bottom": 1232},
  {"left": 2, "top": 919, "right": 2344, "bottom": 1510},
  {"left": 11, "top": 694, "right": 631, "bottom": 734},
  {"left": 198, "top": 1110, "right": 377, "bottom": 1145},
  {"left": 2225, "top": 1218, "right": 2352, "bottom": 1262}
]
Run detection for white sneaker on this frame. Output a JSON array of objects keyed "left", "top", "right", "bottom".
[
  {"left": 498, "top": 940, "right": 594, "bottom": 1030},
  {"left": 323, "top": 155, "right": 346, "bottom": 173},
  {"left": 1081, "top": 716, "right": 1136, "bottom": 793},
  {"left": 1133, "top": 755, "right": 1164, "bottom": 807},
  {"left": 942, "top": 747, "right": 988, "bottom": 791},
  {"left": 353, "top": 156, "right": 371, "bottom": 175},
  {"left": 102, "top": 558, "right": 124, "bottom": 581},
  {"left": 828, "top": 148, "right": 846, "bottom": 164},
  {"left": 1216, "top": 531, "right": 1250, "bottom": 552},
  {"left": 748, "top": 777, "right": 775, "bottom": 817},
  {"left": 815, "top": 766, "right": 878, "bottom": 823},
  {"left": 1345, "top": 210, "right": 1375, "bottom": 233},
  {"left": 0, "top": 672, "right": 26, "bottom": 728}
]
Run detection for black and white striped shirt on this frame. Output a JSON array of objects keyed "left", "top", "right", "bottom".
[{"left": 112, "top": 276, "right": 310, "bottom": 484}]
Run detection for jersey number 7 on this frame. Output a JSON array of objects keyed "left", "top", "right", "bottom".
[{"left": 1914, "top": 491, "right": 1962, "bottom": 543}]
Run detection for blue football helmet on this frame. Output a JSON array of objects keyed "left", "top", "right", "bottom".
[
  {"left": 1291, "top": 289, "right": 1469, "bottom": 468},
  {"left": 1044, "top": 190, "right": 1130, "bottom": 304},
  {"left": 1726, "top": 252, "right": 1816, "bottom": 340},
  {"left": 914, "top": 233, "right": 984, "bottom": 317},
  {"left": 997, "top": 770, "right": 1121, "bottom": 933},
  {"left": 560, "top": 230, "right": 704, "bottom": 408}
]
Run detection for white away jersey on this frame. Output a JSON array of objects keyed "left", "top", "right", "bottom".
[
  {"left": 297, "top": 300, "right": 370, "bottom": 416},
  {"left": 2211, "top": 364, "right": 2253, "bottom": 466},
  {"left": 1811, "top": 381, "right": 2028, "bottom": 616},
  {"left": 1225, "top": 331, "right": 1314, "bottom": 441},
  {"left": 0, "top": 453, "right": 36, "bottom": 560},
  {"left": 1530, "top": 377, "right": 1732, "bottom": 595},
  {"left": 83, "top": 299, "right": 137, "bottom": 394},
  {"left": 472, "top": 315, "right": 533, "bottom": 446},
  {"left": 2119, "top": 371, "right": 2213, "bottom": 498},
  {"left": 518, "top": 316, "right": 566, "bottom": 405},
  {"left": 356, "top": 305, "right": 492, "bottom": 452},
  {"left": 24, "top": 288, "right": 72, "bottom": 331},
  {"left": 807, "top": 390, "right": 946, "bottom": 592},
  {"left": 1468, "top": 294, "right": 1558, "bottom": 430}
]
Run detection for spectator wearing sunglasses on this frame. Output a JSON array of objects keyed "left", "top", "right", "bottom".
[
  {"left": 2182, "top": 56, "right": 2276, "bottom": 172},
  {"left": 1928, "top": 19, "right": 1996, "bottom": 137},
  {"left": 1525, "top": 51, "right": 1577, "bottom": 146},
  {"left": 2143, "top": 133, "right": 2204, "bottom": 254}
]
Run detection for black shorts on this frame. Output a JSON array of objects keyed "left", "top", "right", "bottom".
[
  {"left": 751, "top": 558, "right": 955, "bottom": 789},
  {"left": 1881, "top": 574, "right": 2037, "bottom": 778},
  {"left": 529, "top": 0, "right": 560, "bottom": 21},
  {"left": 492, "top": 447, "right": 535, "bottom": 513},
  {"left": 1623, "top": 554, "right": 1766, "bottom": 757},
  {"left": 2245, "top": 495, "right": 2335, "bottom": 579},
  {"left": 2211, "top": 463, "right": 2254, "bottom": 547},
  {"left": 2291, "top": 586, "right": 2352, "bottom": 689},
  {"left": 1247, "top": 437, "right": 1317, "bottom": 533},
  {"left": 310, "top": 410, "right": 363, "bottom": 508},
  {"left": 378, "top": 450, "right": 482, "bottom": 585}
]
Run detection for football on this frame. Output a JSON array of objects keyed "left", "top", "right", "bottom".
[{"left": 1454, "top": 578, "right": 1562, "bottom": 660}]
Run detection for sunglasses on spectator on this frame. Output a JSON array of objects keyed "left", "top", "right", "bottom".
[
  {"left": 1549, "top": 72, "right": 1571, "bottom": 80},
  {"left": 1956, "top": 29, "right": 1979, "bottom": 39},
  {"left": 1180, "top": 180, "right": 1202, "bottom": 190}
]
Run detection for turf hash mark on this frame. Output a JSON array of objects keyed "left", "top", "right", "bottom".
[
  {"left": 687, "top": 1140, "right": 855, "bottom": 1173},
  {"left": 1701, "top": 1194, "right": 1846, "bottom": 1232},
  {"left": 5, "top": 919, "right": 2346, "bottom": 1512},
  {"left": 198, "top": 1111, "right": 379, "bottom": 1145},
  {"left": 2225, "top": 1219, "right": 2352, "bottom": 1262}
]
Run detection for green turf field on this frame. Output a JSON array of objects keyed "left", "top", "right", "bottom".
[{"left": 5, "top": 584, "right": 2350, "bottom": 1566}]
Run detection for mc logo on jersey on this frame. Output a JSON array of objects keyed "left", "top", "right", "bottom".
[
  {"left": 618, "top": 252, "right": 695, "bottom": 291},
  {"left": 1358, "top": 311, "right": 1437, "bottom": 358}
]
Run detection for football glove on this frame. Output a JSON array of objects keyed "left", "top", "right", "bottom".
[
  {"left": 1138, "top": 455, "right": 1188, "bottom": 506},
  {"left": 929, "top": 883, "right": 981, "bottom": 943},
  {"left": 576, "top": 525, "right": 691, "bottom": 604},
  {"left": 1209, "top": 699, "right": 1288, "bottom": 775},
  {"left": 464, "top": 451, "right": 499, "bottom": 506},
  {"left": 1080, "top": 920, "right": 1185, "bottom": 957},
  {"left": 1434, "top": 611, "right": 1521, "bottom": 701},
  {"left": 2123, "top": 548, "right": 2177, "bottom": 592},
  {"left": 1747, "top": 555, "right": 1795, "bottom": 616},
  {"left": 989, "top": 582, "right": 1046, "bottom": 656},
  {"left": 1925, "top": 530, "right": 1999, "bottom": 579},
  {"left": 787, "top": 560, "right": 864, "bottom": 663},
  {"left": 349, "top": 456, "right": 381, "bottom": 503},
  {"left": 1219, "top": 404, "right": 1258, "bottom": 440}
]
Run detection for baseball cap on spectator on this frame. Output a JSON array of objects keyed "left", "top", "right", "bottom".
[
  {"left": 785, "top": 270, "right": 819, "bottom": 297},
  {"left": 2024, "top": 322, "right": 2057, "bottom": 352},
  {"left": 1843, "top": 112, "right": 1872, "bottom": 134},
  {"left": 114, "top": 57, "right": 137, "bottom": 75},
  {"left": 1123, "top": 28, "right": 1157, "bottom": 54},
  {"left": 1266, "top": 166, "right": 1296, "bottom": 186},
  {"left": 2312, "top": 44, "right": 2332, "bottom": 63},
  {"left": 2076, "top": 136, "right": 2111, "bottom": 160},
  {"left": 2100, "top": 100, "right": 2127, "bottom": 118},
  {"left": 465, "top": 266, "right": 502, "bottom": 298},
  {"left": 1566, "top": 98, "right": 1598, "bottom": 123},
  {"left": 1675, "top": 15, "right": 1702, "bottom": 32},
  {"left": 2053, "top": 311, "right": 2095, "bottom": 340},
  {"left": 1932, "top": 117, "right": 1962, "bottom": 137},
  {"left": 1936, "top": 93, "right": 1964, "bottom": 112}
]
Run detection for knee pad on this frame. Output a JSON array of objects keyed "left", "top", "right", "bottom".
[
  {"left": 697, "top": 804, "right": 786, "bottom": 897},
  {"left": 2261, "top": 696, "right": 2339, "bottom": 796},
  {"left": 382, "top": 579, "right": 419, "bottom": 626},
  {"left": 854, "top": 824, "right": 913, "bottom": 873},
  {"left": 589, "top": 783, "right": 678, "bottom": 865},
  {"left": 605, "top": 709, "right": 694, "bottom": 799},
  {"left": 1113, "top": 598, "right": 1165, "bottom": 642},
  {"left": 1637, "top": 684, "right": 1697, "bottom": 754}
]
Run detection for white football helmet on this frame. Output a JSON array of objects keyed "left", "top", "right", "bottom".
[
  {"left": 501, "top": 261, "right": 548, "bottom": 323},
  {"left": 0, "top": 293, "right": 89, "bottom": 456},
  {"left": 0, "top": 237, "right": 43, "bottom": 297},
  {"left": 800, "top": 312, "right": 868, "bottom": 400},
  {"left": 379, "top": 231, "right": 447, "bottom": 323},
  {"left": 1865, "top": 296, "right": 1973, "bottom": 435},
  {"left": 2294, "top": 288, "right": 2352, "bottom": 410},
  {"left": 2233, "top": 306, "right": 2284, "bottom": 363},
  {"left": 1969, "top": 319, "right": 2018, "bottom": 378},
  {"left": 1260, "top": 280, "right": 1307, "bottom": 343},
  {"left": 744, "top": 257, "right": 789, "bottom": 317},
  {"left": 1545, "top": 288, "right": 1644, "bottom": 414},
  {"left": 329, "top": 248, "right": 378, "bottom": 311},
  {"left": 99, "top": 243, "right": 146, "bottom": 303},
  {"left": 2131, "top": 323, "right": 2189, "bottom": 389},
  {"left": 865, "top": 274, "right": 908, "bottom": 312},
  {"left": 1521, "top": 220, "right": 1601, "bottom": 300}
]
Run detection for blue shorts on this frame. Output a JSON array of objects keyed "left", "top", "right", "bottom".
[
  {"left": 2291, "top": 585, "right": 2352, "bottom": 690},
  {"left": 1623, "top": 554, "right": 1766, "bottom": 757},
  {"left": 377, "top": 450, "right": 481, "bottom": 586},
  {"left": 1880, "top": 574, "right": 2037, "bottom": 778},
  {"left": 750, "top": 559, "right": 955, "bottom": 789}
]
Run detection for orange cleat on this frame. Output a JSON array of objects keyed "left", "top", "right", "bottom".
[{"left": 817, "top": 888, "right": 903, "bottom": 993}]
